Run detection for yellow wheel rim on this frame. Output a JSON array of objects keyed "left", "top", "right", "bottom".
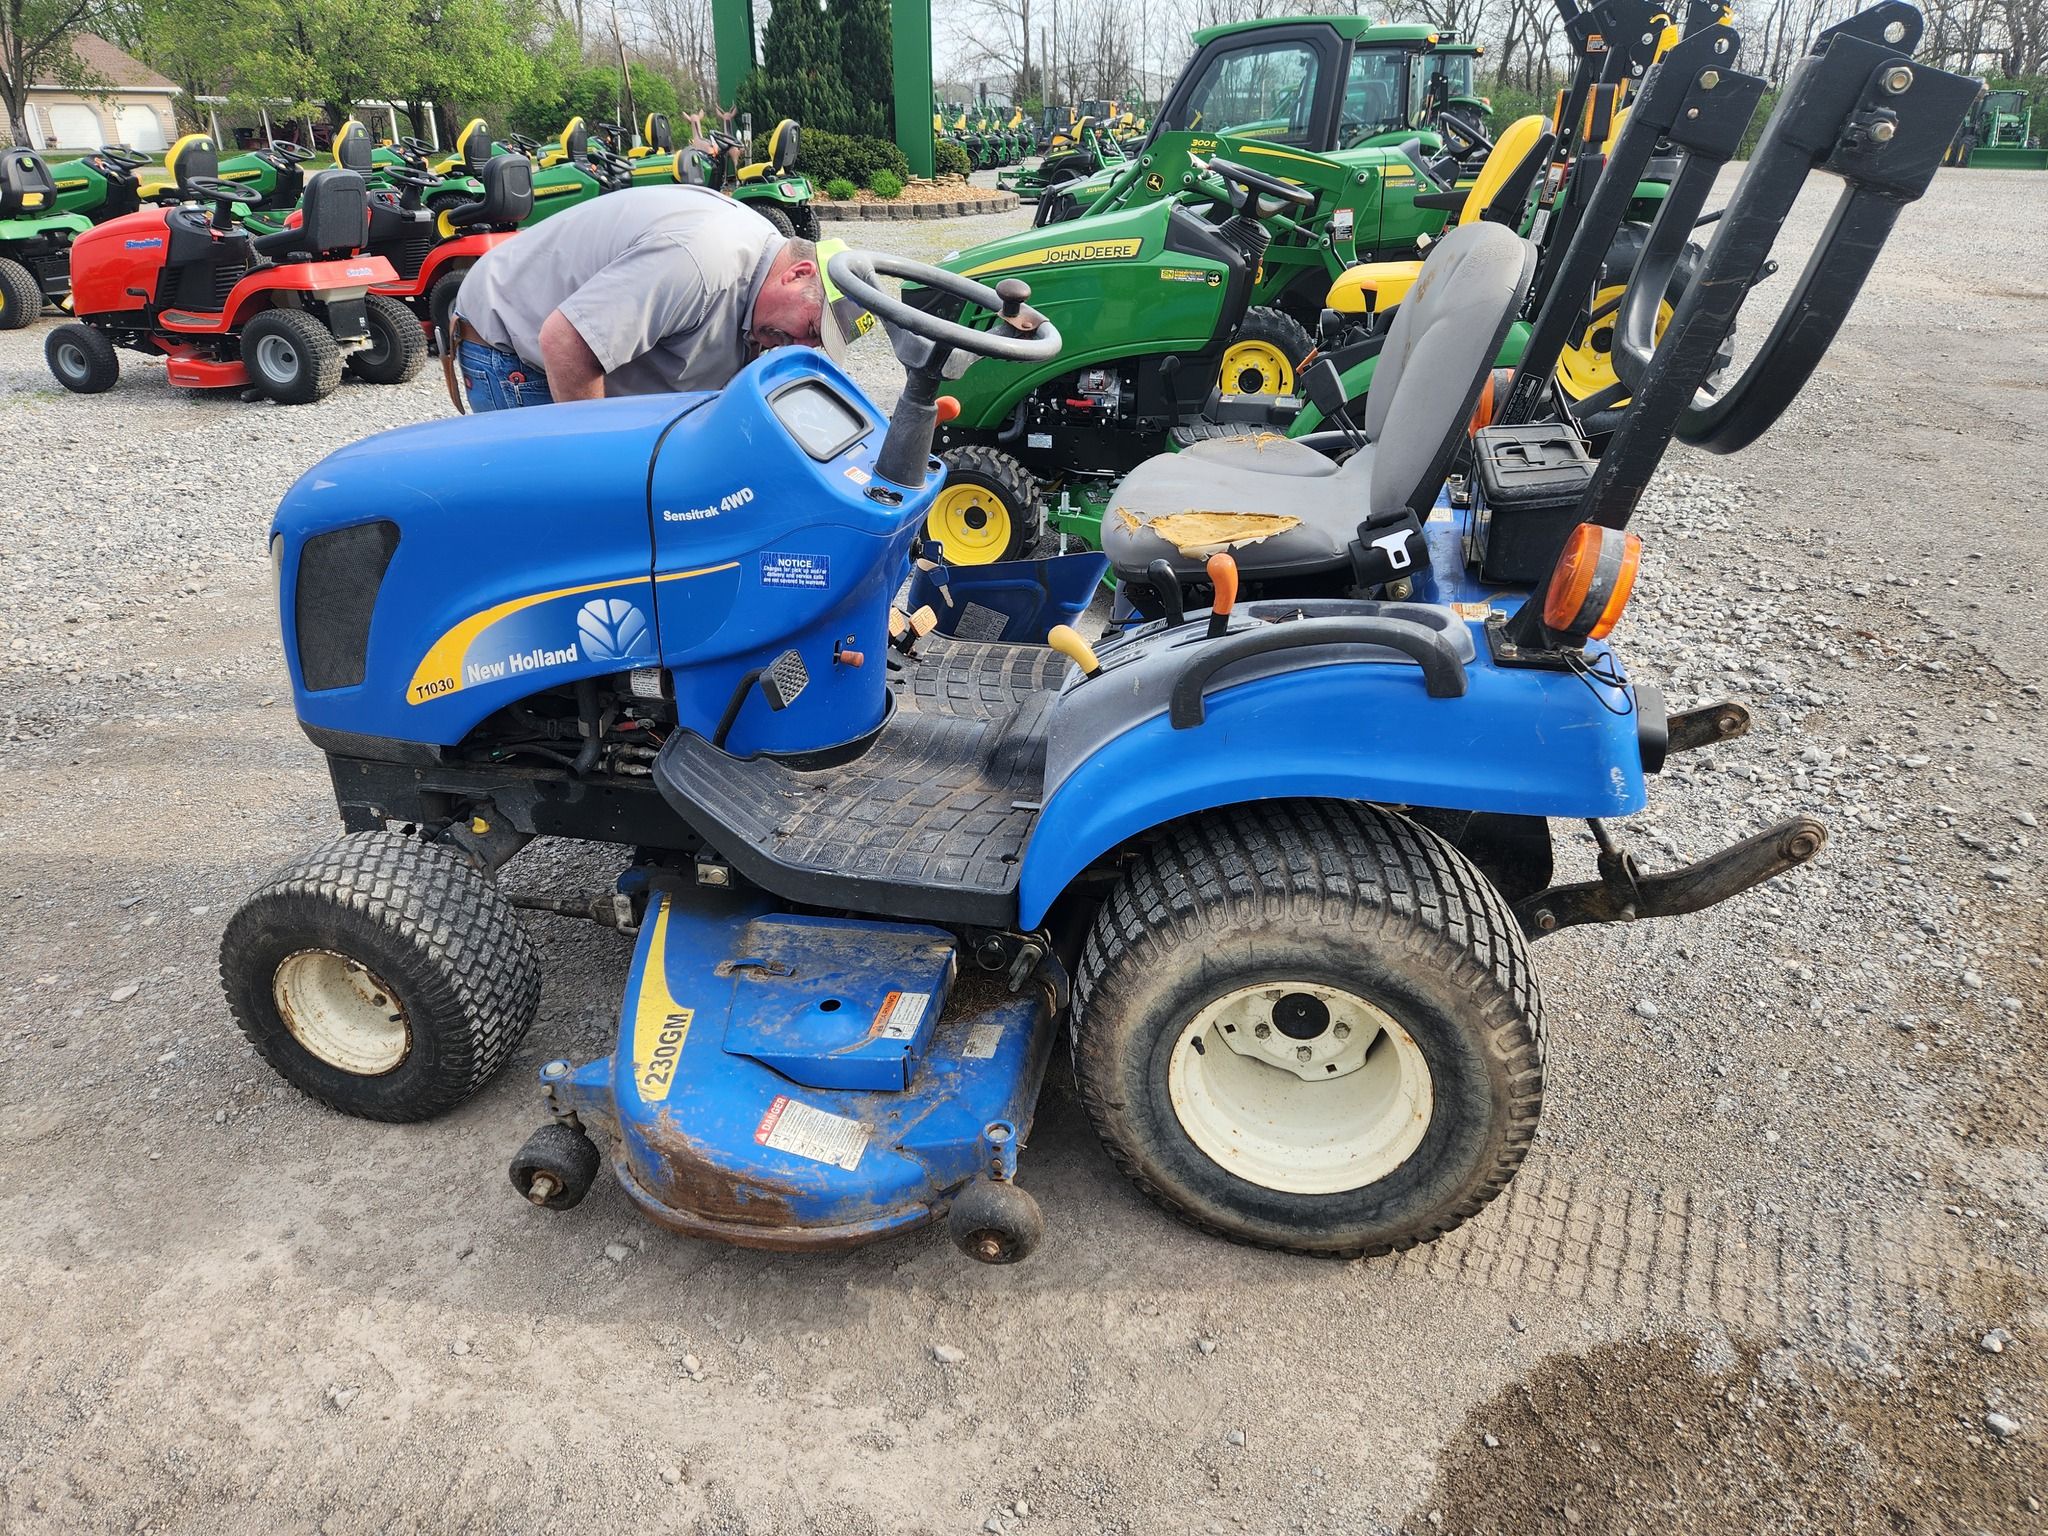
[
  {"left": 1557, "top": 283, "right": 1674, "bottom": 405},
  {"left": 927, "top": 482, "right": 1014, "bottom": 566},
  {"left": 1218, "top": 338, "right": 1296, "bottom": 397}
]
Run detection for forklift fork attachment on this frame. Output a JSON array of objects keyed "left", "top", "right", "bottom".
[{"left": 1515, "top": 814, "right": 1826, "bottom": 937}]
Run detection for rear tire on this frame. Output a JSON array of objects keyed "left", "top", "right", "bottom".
[
  {"left": 220, "top": 831, "right": 542, "bottom": 1122},
  {"left": 1071, "top": 801, "right": 1543, "bottom": 1259},
  {"left": 427, "top": 266, "right": 467, "bottom": 356},
  {"left": 1561, "top": 223, "right": 1728, "bottom": 439},
  {"left": 348, "top": 292, "right": 428, "bottom": 384},
  {"left": 749, "top": 201, "right": 797, "bottom": 237},
  {"left": 45, "top": 321, "right": 119, "bottom": 393},
  {"left": 930, "top": 445, "right": 1041, "bottom": 565},
  {"left": 0, "top": 256, "right": 42, "bottom": 329},
  {"left": 240, "top": 307, "right": 344, "bottom": 404}
]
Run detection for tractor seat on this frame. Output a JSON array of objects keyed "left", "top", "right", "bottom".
[
  {"left": 738, "top": 118, "right": 800, "bottom": 182},
  {"left": 251, "top": 169, "right": 370, "bottom": 261},
  {"left": 455, "top": 119, "right": 494, "bottom": 176},
  {"left": 637, "top": 112, "right": 674, "bottom": 156},
  {"left": 439, "top": 154, "right": 533, "bottom": 233},
  {"left": 0, "top": 148, "right": 57, "bottom": 216},
  {"left": 169, "top": 133, "right": 220, "bottom": 196},
  {"left": 561, "top": 118, "right": 591, "bottom": 166},
  {"left": 1104, "top": 221, "right": 1535, "bottom": 583}
]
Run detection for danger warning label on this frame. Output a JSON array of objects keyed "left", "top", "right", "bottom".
[{"left": 754, "top": 1096, "right": 868, "bottom": 1171}]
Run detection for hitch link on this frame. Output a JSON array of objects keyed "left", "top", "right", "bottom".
[{"left": 1515, "top": 815, "right": 1827, "bottom": 937}]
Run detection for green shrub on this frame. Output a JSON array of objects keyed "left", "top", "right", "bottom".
[
  {"left": 824, "top": 176, "right": 858, "bottom": 201},
  {"left": 933, "top": 138, "right": 971, "bottom": 179},
  {"left": 757, "top": 128, "right": 909, "bottom": 188},
  {"left": 867, "top": 169, "right": 904, "bottom": 198}
]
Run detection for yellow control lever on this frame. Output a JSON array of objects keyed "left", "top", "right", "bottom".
[{"left": 1047, "top": 625, "right": 1102, "bottom": 678}]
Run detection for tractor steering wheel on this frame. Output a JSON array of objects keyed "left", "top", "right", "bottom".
[
  {"left": 269, "top": 140, "right": 313, "bottom": 164},
  {"left": 1190, "top": 154, "right": 1318, "bottom": 216},
  {"left": 1436, "top": 112, "right": 1494, "bottom": 162},
  {"left": 185, "top": 176, "right": 257, "bottom": 205},
  {"left": 100, "top": 144, "right": 150, "bottom": 169},
  {"left": 400, "top": 136, "right": 435, "bottom": 154},
  {"left": 826, "top": 250, "right": 1062, "bottom": 365}
]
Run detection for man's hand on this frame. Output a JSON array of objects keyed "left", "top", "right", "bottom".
[{"left": 537, "top": 309, "right": 606, "bottom": 401}]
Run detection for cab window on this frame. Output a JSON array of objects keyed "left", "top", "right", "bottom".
[
  {"left": 1341, "top": 47, "right": 1410, "bottom": 143},
  {"left": 1167, "top": 41, "right": 1321, "bottom": 144}
]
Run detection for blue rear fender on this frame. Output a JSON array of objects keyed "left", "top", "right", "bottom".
[{"left": 1014, "top": 630, "right": 1647, "bottom": 930}]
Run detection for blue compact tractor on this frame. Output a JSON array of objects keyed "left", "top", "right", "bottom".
[{"left": 223, "top": 4, "right": 1971, "bottom": 1263}]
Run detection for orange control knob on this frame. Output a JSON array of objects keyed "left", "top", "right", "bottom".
[
  {"left": 936, "top": 395, "right": 961, "bottom": 423},
  {"left": 1047, "top": 624, "right": 1102, "bottom": 678},
  {"left": 837, "top": 646, "right": 865, "bottom": 669},
  {"left": 1206, "top": 552, "right": 1239, "bottom": 638}
]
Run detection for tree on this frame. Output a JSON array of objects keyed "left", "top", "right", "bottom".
[
  {"left": 270, "top": 0, "right": 423, "bottom": 129},
  {"left": 1, "top": 0, "right": 109, "bottom": 145},
  {"left": 134, "top": 0, "right": 286, "bottom": 132},
  {"left": 839, "top": 0, "right": 893, "bottom": 137},
  {"left": 405, "top": 0, "right": 552, "bottom": 142},
  {"left": 735, "top": 0, "right": 857, "bottom": 133}
]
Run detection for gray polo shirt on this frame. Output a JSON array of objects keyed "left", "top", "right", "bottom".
[{"left": 453, "top": 186, "right": 785, "bottom": 396}]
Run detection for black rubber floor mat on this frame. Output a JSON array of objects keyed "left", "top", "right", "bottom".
[{"left": 656, "top": 639, "right": 1063, "bottom": 926}]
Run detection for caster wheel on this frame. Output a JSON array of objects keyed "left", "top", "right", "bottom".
[
  {"left": 947, "top": 1178, "right": 1043, "bottom": 1264},
  {"left": 510, "top": 1122, "right": 600, "bottom": 1210}
]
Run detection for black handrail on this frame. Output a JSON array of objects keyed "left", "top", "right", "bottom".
[{"left": 1169, "top": 617, "right": 1468, "bottom": 729}]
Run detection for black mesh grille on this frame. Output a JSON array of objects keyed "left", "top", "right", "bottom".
[{"left": 296, "top": 521, "right": 400, "bottom": 692}]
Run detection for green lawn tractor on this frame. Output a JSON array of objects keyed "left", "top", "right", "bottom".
[
  {"left": 0, "top": 148, "right": 89, "bottom": 326},
  {"left": 139, "top": 132, "right": 315, "bottom": 218},
  {"left": 1000, "top": 113, "right": 1131, "bottom": 201},
  {"left": 46, "top": 143, "right": 151, "bottom": 224},
  {"left": 415, "top": 117, "right": 633, "bottom": 226}
]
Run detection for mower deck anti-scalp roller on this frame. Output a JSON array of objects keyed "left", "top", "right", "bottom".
[{"left": 223, "top": 4, "right": 1975, "bottom": 1267}]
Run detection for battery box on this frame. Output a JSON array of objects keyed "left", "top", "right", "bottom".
[{"left": 1466, "top": 423, "right": 1595, "bottom": 584}]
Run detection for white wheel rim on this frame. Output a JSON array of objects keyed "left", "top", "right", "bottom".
[
  {"left": 273, "top": 948, "right": 409, "bottom": 1075},
  {"left": 1167, "top": 982, "right": 1432, "bottom": 1195},
  {"left": 256, "top": 332, "right": 299, "bottom": 380}
]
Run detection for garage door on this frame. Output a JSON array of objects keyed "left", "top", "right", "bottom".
[
  {"left": 44, "top": 103, "right": 103, "bottom": 150},
  {"left": 118, "top": 104, "right": 168, "bottom": 151}
]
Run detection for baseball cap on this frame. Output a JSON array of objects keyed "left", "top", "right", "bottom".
[{"left": 816, "top": 237, "right": 877, "bottom": 363}]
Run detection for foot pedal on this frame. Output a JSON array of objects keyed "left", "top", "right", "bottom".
[{"left": 720, "top": 915, "right": 957, "bottom": 1090}]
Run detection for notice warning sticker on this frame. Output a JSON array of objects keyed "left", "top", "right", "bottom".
[
  {"left": 755, "top": 1096, "right": 868, "bottom": 1170},
  {"left": 761, "top": 551, "right": 830, "bottom": 589},
  {"left": 870, "top": 989, "right": 930, "bottom": 1042},
  {"left": 963, "top": 1022, "right": 1004, "bottom": 1060}
]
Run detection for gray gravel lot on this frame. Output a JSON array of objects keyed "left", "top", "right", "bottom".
[{"left": 0, "top": 168, "right": 2042, "bottom": 1534}]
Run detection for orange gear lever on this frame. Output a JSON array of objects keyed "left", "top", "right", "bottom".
[
  {"left": 1206, "top": 553, "right": 1239, "bottom": 638},
  {"left": 936, "top": 395, "right": 961, "bottom": 423}
]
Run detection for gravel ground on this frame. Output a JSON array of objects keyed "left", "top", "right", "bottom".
[{"left": 0, "top": 168, "right": 2042, "bottom": 1535}]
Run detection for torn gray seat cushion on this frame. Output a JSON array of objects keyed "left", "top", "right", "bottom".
[{"left": 1103, "top": 443, "right": 1375, "bottom": 579}]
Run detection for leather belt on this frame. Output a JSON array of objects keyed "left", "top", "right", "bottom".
[{"left": 441, "top": 315, "right": 491, "bottom": 414}]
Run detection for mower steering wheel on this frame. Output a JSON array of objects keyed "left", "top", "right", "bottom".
[
  {"left": 826, "top": 250, "right": 1062, "bottom": 365},
  {"left": 269, "top": 141, "right": 313, "bottom": 164},
  {"left": 100, "top": 144, "right": 149, "bottom": 169},
  {"left": 1193, "top": 154, "right": 1317, "bottom": 214},
  {"left": 387, "top": 167, "right": 438, "bottom": 188},
  {"left": 1437, "top": 112, "right": 1494, "bottom": 161},
  {"left": 185, "top": 176, "right": 257, "bottom": 206},
  {"left": 400, "top": 136, "right": 435, "bottom": 154}
]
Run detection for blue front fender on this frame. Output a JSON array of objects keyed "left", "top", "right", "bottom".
[{"left": 1016, "top": 641, "right": 1647, "bottom": 930}]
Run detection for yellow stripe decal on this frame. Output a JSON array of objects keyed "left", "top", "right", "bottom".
[
  {"left": 655, "top": 560, "right": 741, "bottom": 583},
  {"left": 406, "top": 576, "right": 641, "bottom": 704},
  {"left": 630, "top": 897, "right": 695, "bottom": 1103},
  {"left": 1235, "top": 143, "right": 1329, "bottom": 170}
]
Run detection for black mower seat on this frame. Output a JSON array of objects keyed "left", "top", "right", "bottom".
[
  {"left": 1104, "top": 221, "right": 1535, "bottom": 581},
  {"left": 0, "top": 147, "right": 57, "bottom": 217},
  {"left": 251, "top": 168, "right": 370, "bottom": 261},
  {"left": 441, "top": 154, "right": 533, "bottom": 231},
  {"left": 654, "top": 638, "right": 1067, "bottom": 927},
  {"left": 333, "top": 121, "right": 374, "bottom": 174}
]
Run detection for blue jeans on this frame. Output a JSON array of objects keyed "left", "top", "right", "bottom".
[{"left": 458, "top": 339, "right": 553, "bottom": 411}]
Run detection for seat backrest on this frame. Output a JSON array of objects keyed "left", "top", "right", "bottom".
[
  {"left": 333, "top": 119, "right": 374, "bottom": 175},
  {"left": 0, "top": 147, "right": 57, "bottom": 217},
  {"left": 1457, "top": 114, "right": 1551, "bottom": 226},
  {"left": 1361, "top": 221, "right": 1536, "bottom": 519},
  {"left": 168, "top": 133, "right": 219, "bottom": 194},
  {"left": 562, "top": 116, "right": 589, "bottom": 164},
  {"left": 672, "top": 146, "right": 714, "bottom": 186},
  {"left": 295, "top": 168, "right": 370, "bottom": 256},
  {"left": 768, "top": 119, "right": 800, "bottom": 173},
  {"left": 446, "top": 153, "right": 534, "bottom": 232},
  {"left": 458, "top": 118, "right": 491, "bottom": 175},
  {"left": 645, "top": 112, "right": 673, "bottom": 153}
]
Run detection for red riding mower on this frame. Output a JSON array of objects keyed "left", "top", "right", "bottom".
[
  {"left": 329, "top": 120, "right": 533, "bottom": 355},
  {"left": 44, "top": 140, "right": 399, "bottom": 405}
]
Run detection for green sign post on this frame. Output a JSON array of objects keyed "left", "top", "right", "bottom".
[{"left": 710, "top": 0, "right": 934, "bottom": 180}]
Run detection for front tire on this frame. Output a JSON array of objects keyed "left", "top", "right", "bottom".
[
  {"left": 930, "top": 445, "right": 1042, "bottom": 565},
  {"left": 240, "top": 307, "right": 344, "bottom": 404},
  {"left": 45, "top": 321, "right": 119, "bottom": 393},
  {"left": 1218, "top": 306, "right": 1313, "bottom": 397},
  {"left": 1071, "top": 802, "right": 1543, "bottom": 1258},
  {"left": 220, "top": 831, "right": 542, "bottom": 1122},
  {"left": 0, "top": 256, "right": 43, "bottom": 330},
  {"left": 348, "top": 292, "right": 428, "bottom": 384}
]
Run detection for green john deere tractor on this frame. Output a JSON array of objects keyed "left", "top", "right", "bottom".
[
  {"left": 1946, "top": 87, "right": 2045, "bottom": 168},
  {"left": 46, "top": 143, "right": 152, "bottom": 223},
  {"left": 0, "top": 147, "right": 89, "bottom": 327}
]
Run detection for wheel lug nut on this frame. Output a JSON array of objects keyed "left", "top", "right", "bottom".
[
  {"left": 1295, "top": 1045, "right": 1312, "bottom": 1063},
  {"left": 1333, "top": 1022, "right": 1350, "bottom": 1040},
  {"left": 1254, "top": 1022, "right": 1271, "bottom": 1039}
]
